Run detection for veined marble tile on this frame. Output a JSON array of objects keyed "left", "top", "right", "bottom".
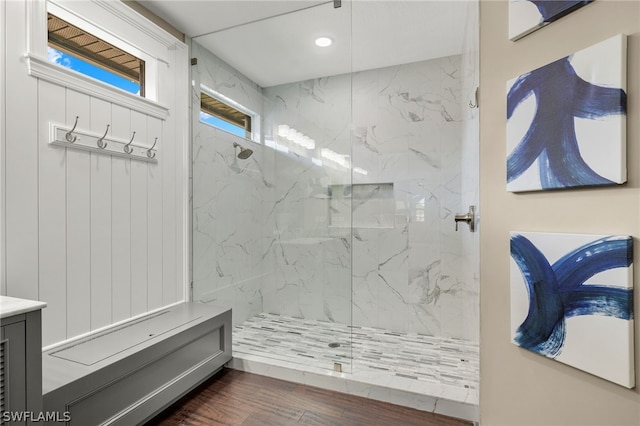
[
  {"left": 192, "top": 59, "right": 267, "bottom": 324},
  {"left": 259, "top": 54, "right": 476, "bottom": 341}
]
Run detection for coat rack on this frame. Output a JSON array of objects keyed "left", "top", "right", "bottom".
[{"left": 49, "top": 118, "right": 158, "bottom": 163}]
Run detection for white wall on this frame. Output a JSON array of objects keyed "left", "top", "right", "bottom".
[
  {"left": 480, "top": 0, "right": 640, "bottom": 424},
  {"left": 1, "top": 0, "right": 189, "bottom": 347}
]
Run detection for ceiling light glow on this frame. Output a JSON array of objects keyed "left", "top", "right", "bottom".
[{"left": 315, "top": 37, "right": 333, "bottom": 47}]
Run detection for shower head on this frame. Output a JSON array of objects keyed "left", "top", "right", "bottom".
[{"left": 233, "top": 142, "right": 253, "bottom": 159}]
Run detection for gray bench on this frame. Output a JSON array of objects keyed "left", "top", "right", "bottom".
[{"left": 42, "top": 303, "right": 231, "bottom": 425}]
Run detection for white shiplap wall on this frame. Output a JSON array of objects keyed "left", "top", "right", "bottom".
[{"left": 2, "top": 0, "right": 189, "bottom": 347}]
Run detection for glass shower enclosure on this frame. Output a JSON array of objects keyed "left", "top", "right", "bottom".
[
  {"left": 191, "top": 0, "right": 479, "bottom": 406},
  {"left": 191, "top": 1, "right": 354, "bottom": 373}
]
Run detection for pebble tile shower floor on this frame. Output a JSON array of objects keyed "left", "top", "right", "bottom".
[{"left": 232, "top": 313, "right": 479, "bottom": 393}]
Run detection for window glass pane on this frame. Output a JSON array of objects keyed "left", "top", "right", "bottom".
[
  {"left": 200, "top": 111, "right": 247, "bottom": 138},
  {"left": 47, "top": 47, "right": 141, "bottom": 95},
  {"left": 47, "top": 13, "right": 144, "bottom": 96},
  {"left": 199, "top": 91, "right": 253, "bottom": 138}
]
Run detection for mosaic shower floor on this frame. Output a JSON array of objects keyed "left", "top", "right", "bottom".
[{"left": 232, "top": 313, "right": 479, "bottom": 402}]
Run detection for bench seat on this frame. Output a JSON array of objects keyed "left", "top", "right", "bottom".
[{"left": 42, "top": 303, "right": 231, "bottom": 426}]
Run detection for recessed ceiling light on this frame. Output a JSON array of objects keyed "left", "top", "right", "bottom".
[{"left": 315, "top": 37, "right": 333, "bottom": 47}]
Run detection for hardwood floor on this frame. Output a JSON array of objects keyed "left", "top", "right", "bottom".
[{"left": 147, "top": 368, "right": 473, "bottom": 426}]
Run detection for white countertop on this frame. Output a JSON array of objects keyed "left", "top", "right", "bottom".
[{"left": 1, "top": 295, "right": 47, "bottom": 319}]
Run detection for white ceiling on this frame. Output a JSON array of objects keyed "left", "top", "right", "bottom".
[{"left": 138, "top": 0, "right": 470, "bottom": 87}]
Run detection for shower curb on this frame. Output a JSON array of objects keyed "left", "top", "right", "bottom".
[{"left": 227, "top": 354, "right": 479, "bottom": 423}]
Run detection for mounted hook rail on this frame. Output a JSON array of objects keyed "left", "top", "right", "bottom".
[{"left": 49, "top": 122, "right": 158, "bottom": 163}]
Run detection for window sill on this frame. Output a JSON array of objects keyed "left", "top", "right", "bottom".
[{"left": 26, "top": 53, "right": 169, "bottom": 120}]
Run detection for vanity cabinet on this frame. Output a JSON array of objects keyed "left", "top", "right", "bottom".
[{"left": 1, "top": 297, "right": 46, "bottom": 425}]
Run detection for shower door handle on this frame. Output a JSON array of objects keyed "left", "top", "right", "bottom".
[{"left": 454, "top": 205, "right": 475, "bottom": 232}]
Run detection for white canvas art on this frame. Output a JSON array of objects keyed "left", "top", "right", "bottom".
[
  {"left": 509, "top": 0, "right": 593, "bottom": 41},
  {"left": 506, "top": 34, "right": 627, "bottom": 192},
  {"left": 510, "top": 231, "right": 634, "bottom": 388}
]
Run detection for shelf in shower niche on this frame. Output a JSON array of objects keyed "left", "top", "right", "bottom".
[
  {"left": 279, "top": 237, "right": 337, "bottom": 245},
  {"left": 329, "top": 183, "right": 395, "bottom": 229}
]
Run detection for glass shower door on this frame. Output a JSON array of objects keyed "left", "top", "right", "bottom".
[
  {"left": 191, "top": 1, "right": 354, "bottom": 375},
  {"left": 259, "top": 2, "right": 354, "bottom": 374}
]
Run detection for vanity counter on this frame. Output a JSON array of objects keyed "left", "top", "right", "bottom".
[{"left": 1, "top": 295, "right": 47, "bottom": 319}]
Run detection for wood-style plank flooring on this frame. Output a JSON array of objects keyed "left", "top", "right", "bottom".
[{"left": 146, "top": 368, "right": 472, "bottom": 426}]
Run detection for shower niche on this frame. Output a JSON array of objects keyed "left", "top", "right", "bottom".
[{"left": 329, "top": 183, "right": 395, "bottom": 229}]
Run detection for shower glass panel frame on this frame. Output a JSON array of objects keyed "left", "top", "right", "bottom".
[{"left": 190, "top": 1, "right": 479, "bottom": 401}]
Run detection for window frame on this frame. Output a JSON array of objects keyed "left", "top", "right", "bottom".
[
  {"left": 25, "top": 0, "right": 173, "bottom": 119},
  {"left": 46, "top": 11, "right": 147, "bottom": 97},
  {"left": 199, "top": 84, "right": 260, "bottom": 143}
]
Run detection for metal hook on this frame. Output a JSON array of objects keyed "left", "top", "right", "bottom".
[
  {"left": 65, "top": 116, "right": 79, "bottom": 143},
  {"left": 468, "top": 87, "right": 478, "bottom": 109},
  {"left": 97, "top": 124, "right": 110, "bottom": 149},
  {"left": 124, "top": 131, "right": 136, "bottom": 154},
  {"left": 147, "top": 137, "right": 158, "bottom": 159}
]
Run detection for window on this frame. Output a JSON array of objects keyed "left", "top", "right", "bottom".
[
  {"left": 200, "top": 91, "right": 252, "bottom": 139},
  {"left": 47, "top": 12, "right": 145, "bottom": 96}
]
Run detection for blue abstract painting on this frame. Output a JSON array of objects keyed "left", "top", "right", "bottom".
[
  {"left": 509, "top": 0, "right": 593, "bottom": 40},
  {"left": 506, "top": 34, "right": 627, "bottom": 192},
  {"left": 510, "top": 232, "right": 634, "bottom": 388}
]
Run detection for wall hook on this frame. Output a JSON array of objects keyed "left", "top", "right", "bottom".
[
  {"left": 124, "top": 131, "right": 136, "bottom": 154},
  {"left": 468, "top": 87, "right": 479, "bottom": 109},
  {"left": 65, "top": 116, "right": 79, "bottom": 143},
  {"left": 147, "top": 137, "right": 158, "bottom": 159},
  {"left": 97, "top": 124, "right": 110, "bottom": 149}
]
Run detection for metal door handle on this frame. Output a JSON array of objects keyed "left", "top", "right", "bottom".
[{"left": 454, "top": 205, "right": 475, "bottom": 232}]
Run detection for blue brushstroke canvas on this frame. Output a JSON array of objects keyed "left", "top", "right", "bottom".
[
  {"left": 510, "top": 231, "right": 635, "bottom": 388},
  {"left": 509, "top": 0, "right": 593, "bottom": 40},
  {"left": 506, "top": 34, "right": 627, "bottom": 192}
]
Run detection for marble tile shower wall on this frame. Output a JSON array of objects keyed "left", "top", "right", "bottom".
[
  {"left": 262, "top": 73, "right": 353, "bottom": 326},
  {"left": 191, "top": 41, "right": 267, "bottom": 325},
  {"left": 352, "top": 57, "right": 466, "bottom": 340},
  {"left": 263, "top": 55, "right": 479, "bottom": 342},
  {"left": 191, "top": 41, "right": 263, "bottom": 114},
  {"left": 191, "top": 40, "right": 478, "bottom": 342}
]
